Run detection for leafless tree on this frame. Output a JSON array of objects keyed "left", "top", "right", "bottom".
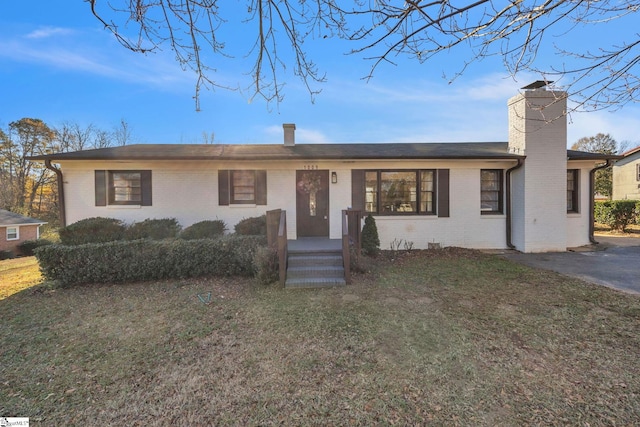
[
  {"left": 56, "top": 122, "right": 96, "bottom": 152},
  {"left": 87, "top": 0, "right": 639, "bottom": 111},
  {"left": 112, "top": 118, "right": 135, "bottom": 146}
]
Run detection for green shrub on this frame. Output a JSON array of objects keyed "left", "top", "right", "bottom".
[
  {"left": 234, "top": 215, "right": 267, "bottom": 236},
  {"left": 59, "top": 217, "right": 127, "bottom": 245},
  {"left": 180, "top": 220, "right": 227, "bottom": 240},
  {"left": 126, "top": 218, "right": 182, "bottom": 240},
  {"left": 253, "top": 246, "right": 279, "bottom": 285},
  {"left": 0, "top": 250, "right": 14, "bottom": 260},
  {"left": 361, "top": 214, "right": 380, "bottom": 256},
  {"left": 35, "top": 235, "right": 266, "bottom": 286},
  {"left": 17, "top": 239, "right": 53, "bottom": 256},
  {"left": 594, "top": 200, "right": 640, "bottom": 232}
]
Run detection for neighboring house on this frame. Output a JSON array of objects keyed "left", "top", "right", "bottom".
[
  {"left": 30, "top": 84, "right": 617, "bottom": 253},
  {"left": 612, "top": 146, "right": 640, "bottom": 201},
  {"left": 0, "top": 209, "right": 47, "bottom": 256}
]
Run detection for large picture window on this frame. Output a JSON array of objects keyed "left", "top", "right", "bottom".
[
  {"left": 481, "top": 169, "right": 503, "bottom": 214},
  {"left": 567, "top": 169, "right": 579, "bottom": 213},
  {"left": 364, "top": 170, "right": 436, "bottom": 215}
]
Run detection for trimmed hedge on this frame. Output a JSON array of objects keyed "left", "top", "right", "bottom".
[
  {"left": 234, "top": 215, "right": 267, "bottom": 236},
  {"left": 59, "top": 217, "right": 126, "bottom": 245},
  {"left": 17, "top": 239, "right": 53, "bottom": 256},
  {"left": 126, "top": 218, "right": 182, "bottom": 240},
  {"left": 594, "top": 200, "right": 640, "bottom": 232},
  {"left": 180, "top": 220, "right": 227, "bottom": 240},
  {"left": 35, "top": 235, "right": 267, "bottom": 286},
  {"left": 0, "top": 250, "right": 14, "bottom": 260}
]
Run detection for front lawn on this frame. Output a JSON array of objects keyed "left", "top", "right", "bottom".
[
  {"left": 0, "top": 256, "right": 42, "bottom": 300},
  {"left": 1, "top": 249, "right": 639, "bottom": 425}
]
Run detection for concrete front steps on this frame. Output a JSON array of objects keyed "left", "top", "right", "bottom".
[{"left": 285, "top": 249, "right": 346, "bottom": 288}]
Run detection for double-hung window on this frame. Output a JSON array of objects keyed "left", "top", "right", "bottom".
[
  {"left": 95, "top": 170, "right": 152, "bottom": 206},
  {"left": 481, "top": 169, "right": 503, "bottom": 214},
  {"left": 637, "top": 164, "right": 640, "bottom": 182},
  {"left": 6, "top": 226, "right": 18, "bottom": 240},
  {"left": 230, "top": 170, "right": 257, "bottom": 204},
  {"left": 219, "top": 170, "right": 267, "bottom": 205},
  {"left": 364, "top": 170, "right": 436, "bottom": 215},
  {"left": 109, "top": 171, "right": 142, "bottom": 205},
  {"left": 567, "top": 169, "right": 579, "bottom": 213}
]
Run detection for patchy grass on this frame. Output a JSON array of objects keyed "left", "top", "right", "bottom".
[
  {"left": 1, "top": 249, "right": 639, "bottom": 425},
  {"left": 0, "top": 257, "right": 42, "bottom": 300}
]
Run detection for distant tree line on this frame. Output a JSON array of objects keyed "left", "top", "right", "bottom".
[{"left": 0, "top": 118, "right": 134, "bottom": 227}]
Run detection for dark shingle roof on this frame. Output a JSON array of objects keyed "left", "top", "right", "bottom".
[
  {"left": 28, "top": 143, "right": 618, "bottom": 162},
  {"left": 0, "top": 209, "right": 47, "bottom": 226},
  {"left": 29, "top": 142, "right": 522, "bottom": 161}
]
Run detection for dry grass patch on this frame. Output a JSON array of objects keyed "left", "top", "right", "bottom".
[
  {"left": 1, "top": 249, "right": 639, "bottom": 425},
  {"left": 0, "top": 256, "right": 42, "bottom": 300}
]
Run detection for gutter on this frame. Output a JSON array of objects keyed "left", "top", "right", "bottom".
[
  {"left": 45, "top": 159, "right": 66, "bottom": 227},
  {"left": 505, "top": 158, "right": 525, "bottom": 249},
  {"left": 589, "top": 159, "right": 612, "bottom": 244}
]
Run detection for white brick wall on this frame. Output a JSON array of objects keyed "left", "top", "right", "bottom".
[
  {"left": 508, "top": 90, "right": 568, "bottom": 252},
  {"left": 60, "top": 159, "right": 515, "bottom": 250}
]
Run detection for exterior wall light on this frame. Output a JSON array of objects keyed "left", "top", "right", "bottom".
[{"left": 331, "top": 171, "right": 338, "bottom": 184}]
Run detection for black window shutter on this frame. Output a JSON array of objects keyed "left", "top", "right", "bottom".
[
  {"left": 141, "top": 170, "right": 152, "bottom": 206},
  {"left": 437, "top": 169, "right": 450, "bottom": 218},
  {"left": 218, "top": 170, "right": 230, "bottom": 206},
  {"left": 351, "top": 170, "right": 365, "bottom": 211},
  {"left": 256, "top": 170, "right": 267, "bottom": 205},
  {"left": 95, "top": 170, "right": 106, "bottom": 206}
]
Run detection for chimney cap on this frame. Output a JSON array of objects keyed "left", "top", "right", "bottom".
[{"left": 521, "top": 80, "right": 554, "bottom": 90}]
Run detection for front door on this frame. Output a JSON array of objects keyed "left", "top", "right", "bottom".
[{"left": 296, "top": 170, "right": 330, "bottom": 237}]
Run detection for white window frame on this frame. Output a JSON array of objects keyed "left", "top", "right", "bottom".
[{"left": 6, "top": 226, "right": 19, "bottom": 241}]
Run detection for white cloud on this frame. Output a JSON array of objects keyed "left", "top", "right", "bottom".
[{"left": 25, "top": 26, "right": 74, "bottom": 39}]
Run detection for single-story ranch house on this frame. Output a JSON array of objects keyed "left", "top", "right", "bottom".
[
  {"left": 0, "top": 209, "right": 47, "bottom": 256},
  {"left": 31, "top": 84, "right": 617, "bottom": 253}
]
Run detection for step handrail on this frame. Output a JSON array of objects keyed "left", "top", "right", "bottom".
[
  {"left": 267, "top": 209, "right": 288, "bottom": 286},
  {"left": 342, "top": 209, "right": 362, "bottom": 285}
]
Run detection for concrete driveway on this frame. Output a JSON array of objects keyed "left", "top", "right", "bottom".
[{"left": 502, "top": 235, "right": 640, "bottom": 295}]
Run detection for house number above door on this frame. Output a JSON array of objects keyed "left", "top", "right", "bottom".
[{"left": 303, "top": 164, "right": 319, "bottom": 170}]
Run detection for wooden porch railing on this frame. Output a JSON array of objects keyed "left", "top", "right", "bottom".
[
  {"left": 266, "top": 209, "right": 288, "bottom": 286},
  {"left": 342, "top": 209, "right": 362, "bottom": 285}
]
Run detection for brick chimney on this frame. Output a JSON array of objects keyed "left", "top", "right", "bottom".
[
  {"left": 283, "top": 123, "right": 296, "bottom": 146},
  {"left": 508, "top": 81, "right": 568, "bottom": 252}
]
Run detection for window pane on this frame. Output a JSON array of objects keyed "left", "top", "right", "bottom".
[
  {"left": 481, "top": 170, "right": 502, "bottom": 213},
  {"left": 420, "top": 170, "right": 435, "bottom": 214},
  {"left": 112, "top": 172, "right": 142, "bottom": 203},
  {"left": 7, "top": 227, "right": 18, "bottom": 240},
  {"left": 365, "top": 172, "right": 378, "bottom": 213},
  {"left": 232, "top": 171, "right": 255, "bottom": 202},
  {"left": 381, "top": 171, "right": 417, "bottom": 213}
]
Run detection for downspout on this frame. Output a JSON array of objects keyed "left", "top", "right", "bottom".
[
  {"left": 45, "top": 159, "right": 66, "bottom": 227},
  {"left": 589, "top": 159, "right": 612, "bottom": 244},
  {"left": 506, "top": 158, "right": 525, "bottom": 249}
]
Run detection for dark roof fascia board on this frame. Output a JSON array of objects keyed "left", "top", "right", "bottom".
[
  {"left": 27, "top": 143, "right": 525, "bottom": 162},
  {"left": 566, "top": 150, "right": 623, "bottom": 161}
]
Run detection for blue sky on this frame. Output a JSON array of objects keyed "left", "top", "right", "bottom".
[{"left": 1, "top": 2, "right": 639, "bottom": 148}]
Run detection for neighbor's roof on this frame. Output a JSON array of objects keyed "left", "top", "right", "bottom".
[
  {"left": 620, "top": 145, "right": 640, "bottom": 158},
  {"left": 28, "top": 142, "right": 617, "bottom": 162},
  {"left": 0, "top": 209, "right": 47, "bottom": 226}
]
